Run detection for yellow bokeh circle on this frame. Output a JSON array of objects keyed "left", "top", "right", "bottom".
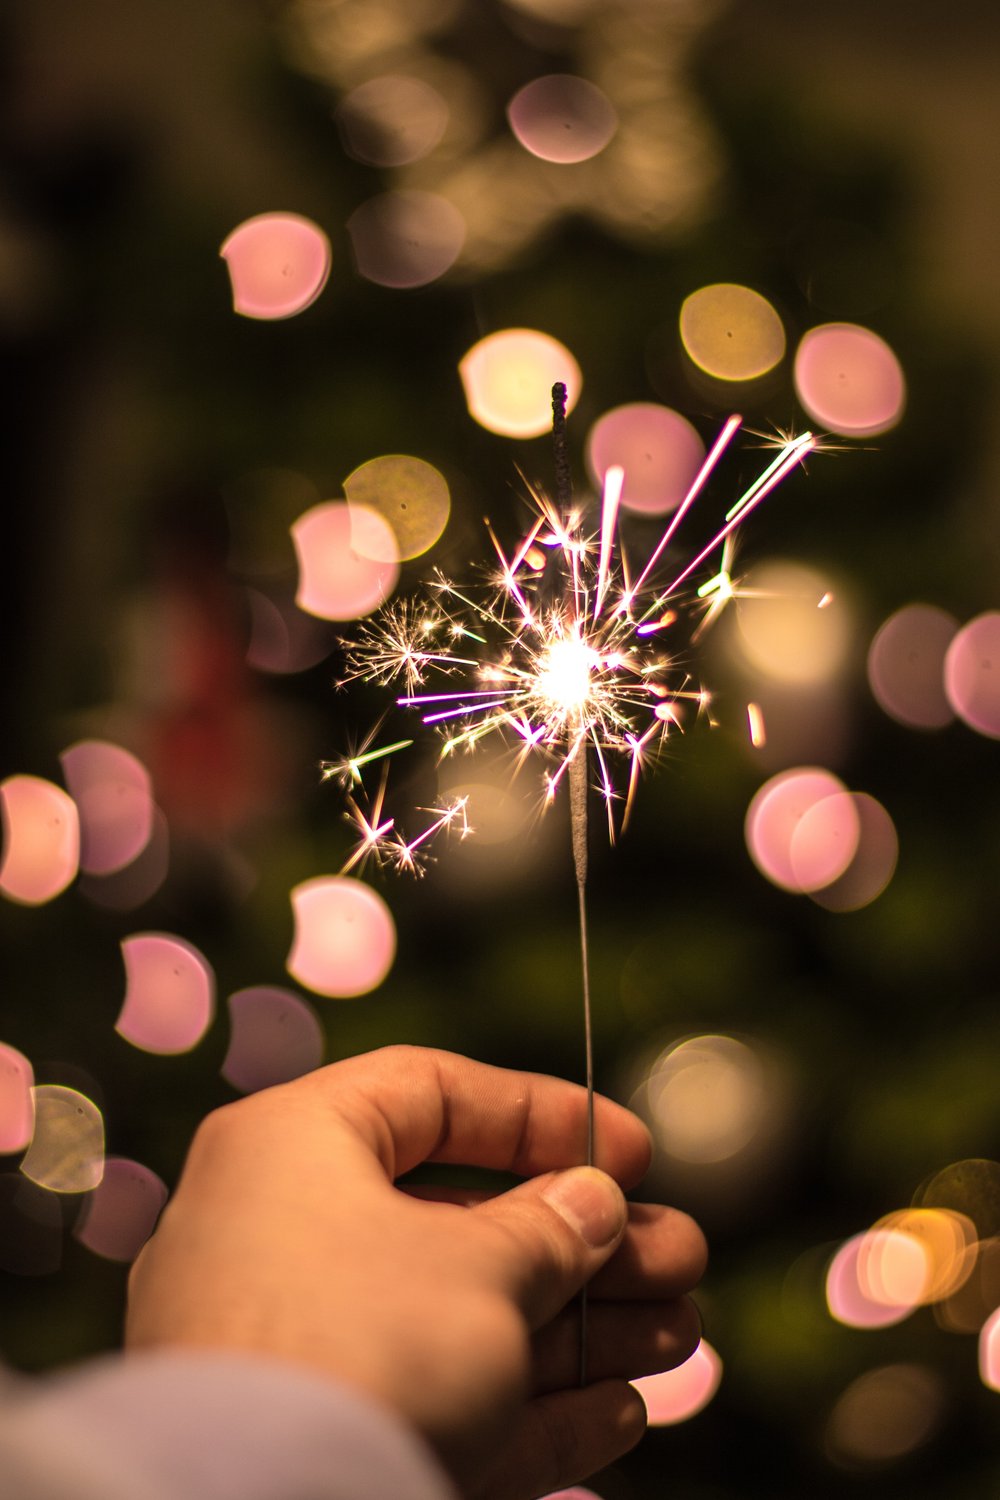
[{"left": 680, "top": 283, "right": 785, "bottom": 382}]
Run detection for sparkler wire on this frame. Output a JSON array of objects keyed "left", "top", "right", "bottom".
[{"left": 553, "top": 382, "right": 595, "bottom": 1386}]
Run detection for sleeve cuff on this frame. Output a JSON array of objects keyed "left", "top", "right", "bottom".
[{"left": 0, "top": 1350, "right": 459, "bottom": 1500}]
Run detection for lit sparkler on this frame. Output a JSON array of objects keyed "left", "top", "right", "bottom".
[
  {"left": 333, "top": 386, "right": 816, "bottom": 1377},
  {"left": 340, "top": 393, "right": 814, "bottom": 853}
]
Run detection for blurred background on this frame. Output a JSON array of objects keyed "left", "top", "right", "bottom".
[{"left": 3, "top": 0, "right": 1000, "bottom": 1494}]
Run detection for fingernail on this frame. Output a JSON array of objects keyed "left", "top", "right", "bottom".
[{"left": 541, "top": 1166, "right": 626, "bottom": 1248}]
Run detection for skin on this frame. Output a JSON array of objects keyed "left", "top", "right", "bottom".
[{"left": 126, "top": 1045, "right": 707, "bottom": 1500}]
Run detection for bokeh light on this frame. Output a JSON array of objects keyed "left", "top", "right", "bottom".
[
  {"left": 458, "top": 329, "right": 582, "bottom": 439},
  {"left": 645, "top": 1036, "right": 768, "bottom": 1165},
  {"left": 343, "top": 454, "right": 451, "bottom": 561},
  {"left": 20, "top": 1085, "right": 105, "bottom": 1195},
  {"left": 826, "top": 1232, "right": 921, "bottom": 1329},
  {"left": 221, "top": 986, "right": 325, "bottom": 1093},
  {"left": 292, "top": 500, "right": 400, "bottom": 621},
  {"left": 73, "top": 1157, "right": 168, "bottom": 1263},
  {"left": 220, "top": 212, "right": 331, "bottom": 320},
  {"left": 679, "top": 283, "right": 786, "bottom": 382},
  {"left": 0, "top": 774, "right": 80, "bottom": 906},
  {"left": 745, "top": 767, "right": 851, "bottom": 893},
  {"left": 585, "top": 403, "right": 704, "bottom": 516},
  {"left": 116, "top": 933, "right": 216, "bottom": 1055},
  {"left": 631, "top": 1341, "right": 722, "bottom": 1425},
  {"left": 867, "top": 603, "right": 958, "bottom": 730},
  {"left": 734, "top": 561, "right": 849, "bottom": 684},
  {"left": 336, "top": 75, "right": 449, "bottom": 166},
  {"left": 979, "top": 1306, "right": 1000, "bottom": 1392},
  {"left": 0, "top": 1043, "right": 34, "bottom": 1155},
  {"left": 944, "top": 611, "right": 1000, "bottom": 738},
  {"left": 506, "top": 75, "right": 617, "bottom": 164},
  {"left": 347, "top": 190, "right": 465, "bottom": 288},
  {"left": 287, "top": 876, "right": 396, "bottom": 998},
  {"left": 808, "top": 793, "right": 898, "bottom": 913},
  {"left": 917, "top": 1158, "right": 1000, "bottom": 1240},
  {"left": 825, "top": 1364, "right": 945, "bottom": 1469},
  {"left": 793, "top": 322, "right": 905, "bottom": 437},
  {"left": 872, "top": 1208, "right": 977, "bottom": 1303},
  {"left": 59, "top": 739, "right": 155, "bottom": 876},
  {"left": 936, "top": 1238, "right": 1000, "bottom": 1334},
  {"left": 788, "top": 791, "right": 861, "bottom": 894},
  {"left": 78, "top": 806, "right": 170, "bottom": 912},
  {"left": 245, "top": 586, "right": 338, "bottom": 675}
]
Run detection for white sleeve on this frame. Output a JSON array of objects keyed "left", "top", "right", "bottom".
[{"left": 0, "top": 1351, "right": 459, "bottom": 1500}]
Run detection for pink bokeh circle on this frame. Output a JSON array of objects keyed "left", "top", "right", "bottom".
[
  {"left": 586, "top": 403, "right": 705, "bottom": 516},
  {"left": 220, "top": 213, "right": 331, "bottom": 320},
  {"left": 745, "top": 768, "right": 849, "bottom": 893},
  {"left": 794, "top": 322, "right": 905, "bottom": 437},
  {"left": 507, "top": 75, "right": 617, "bottom": 164},
  {"left": 867, "top": 604, "right": 957, "bottom": 730},
  {"left": 631, "top": 1341, "right": 722, "bottom": 1425},
  {"left": 292, "top": 501, "right": 400, "bottom": 621},
  {"left": 944, "top": 612, "right": 1000, "bottom": 738},
  {"left": 287, "top": 876, "right": 396, "bottom": 998}
]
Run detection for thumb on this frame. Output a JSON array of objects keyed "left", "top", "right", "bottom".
[{"left": 475, "top": 1166, "right": 628, "bottom": 1332}]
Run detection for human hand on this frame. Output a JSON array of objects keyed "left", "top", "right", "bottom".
[{"left": 125, "top": 1046, "right": 706, "bottom": 1500}]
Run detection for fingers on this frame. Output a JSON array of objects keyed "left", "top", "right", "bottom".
[
  {"left": 316, "top": 1046, "right": 651, "bottom": 1185},
  {"left": 530, "top": 1296, "right": 702, "bottom": 1394},
  {"left": 466, "top": 1380, "right": 646, "bottom": 1500},
  {"left": 588, "top": 1202, "right": 709, "bottom": 1300},
  {"left": 408, "top": 1192, "right": 708, "bottom": 1305},
  {"left": 474, "top": 1167, "right": 629, "bottom": 1330}
]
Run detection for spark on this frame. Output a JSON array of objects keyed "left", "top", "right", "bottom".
[
  {"left": 340, "top": 775, "right": 471, "bottom": 877},
  {"left": 340, "top": 412, "right": 815, "bottom": 858}
]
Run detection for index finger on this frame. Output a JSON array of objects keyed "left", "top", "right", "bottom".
[{"left": 315, "top": 1045, "right": 652, "bottom": 1188}]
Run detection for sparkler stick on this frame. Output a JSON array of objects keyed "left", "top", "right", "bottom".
[{"left": 552, "top": 380, "right": 596, "bottom": 1385}]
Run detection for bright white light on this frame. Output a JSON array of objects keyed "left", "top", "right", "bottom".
[{"left": 537, "top": 634, "right": 597, "bottom": 712}]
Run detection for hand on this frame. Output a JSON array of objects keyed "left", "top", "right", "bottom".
[{"left": 125, "top": 1046, "right": 706, "bottom": 1500}]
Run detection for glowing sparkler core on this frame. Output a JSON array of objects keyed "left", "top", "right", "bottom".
[
  {"left": 537, "top": 631, "right": 599, "bottom": 714},
  {"left": 338, "top": 409, "right": 815, "bottom": 863}
]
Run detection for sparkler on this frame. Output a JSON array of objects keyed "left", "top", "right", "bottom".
[{"left": 330, "top": 387, "right": 816, "bottom": 1378}]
